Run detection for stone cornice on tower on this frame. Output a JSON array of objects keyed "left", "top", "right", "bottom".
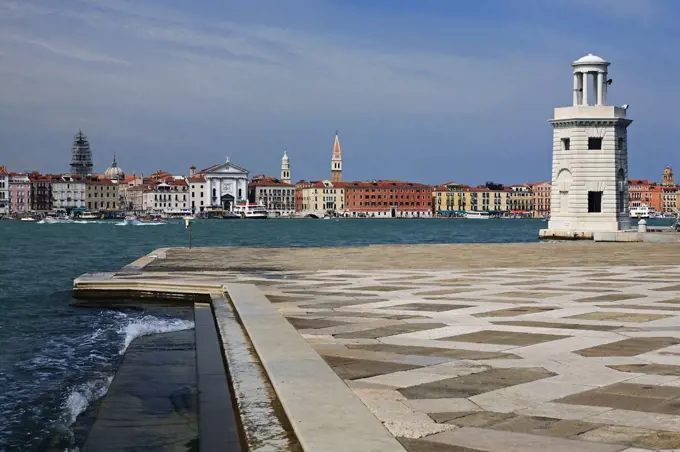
[{"left": 549, "top": 118, "right": 633, "bottom": 128}]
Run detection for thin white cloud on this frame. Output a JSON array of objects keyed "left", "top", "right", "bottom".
[{"left": 4, "top": 34, "right": 130, "bottom": 65}]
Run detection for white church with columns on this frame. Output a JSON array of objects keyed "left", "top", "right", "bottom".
[{"left": 540, "top": 53, "right": 632, "bottom": 239}]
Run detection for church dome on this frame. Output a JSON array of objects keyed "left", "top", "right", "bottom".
[
  {"left": 282, "top": 150, "right": 289, "bottom": 161},
  {"left": 574, "top": 53, "right": 608, "bottom": 65},
  {"left": 104, "top": 154, "right": 125, "bottom": 180}
]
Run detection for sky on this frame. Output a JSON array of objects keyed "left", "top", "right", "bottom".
[{"left": 1, "top": 0, "right": 679, "bottom": 185}]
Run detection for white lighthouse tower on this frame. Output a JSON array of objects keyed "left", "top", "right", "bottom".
[
  {"left": 540, "top": 54, "right": 632, "bottom": 239},
  {"left": 281, "top": 150, "right": 291, "bottom": 184}
]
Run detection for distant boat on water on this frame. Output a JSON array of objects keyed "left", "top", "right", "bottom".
[{"left": 465, "top": 211, "right": 490, "bottom": 219}]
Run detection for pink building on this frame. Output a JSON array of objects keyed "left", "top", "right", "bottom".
[
  {"left": 0, "top": 166, "right": 8, "bottom": 215},
  {"left": 9, "top": 173, "right": 31, "bottom": 214}
]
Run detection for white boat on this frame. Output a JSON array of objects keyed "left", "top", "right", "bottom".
[
  {"left": 465, "top": 211, "right": 490, "bottom": 219},
  {"left": 629, "top": 205, "right": 651, "bottom": 219},
  {"left": 233, "top": 202, "right": 269, "bottom": 219},
  {"left": 78, "top": 211, "right": 100, "bottom": 220},
  {"left": 20, "top": 217, "right": 37, "bottom": 222}
]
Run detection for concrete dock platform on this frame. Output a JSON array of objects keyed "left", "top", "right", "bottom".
[{"left": 74, "top": 243, "right": 680, "bottom": 452}]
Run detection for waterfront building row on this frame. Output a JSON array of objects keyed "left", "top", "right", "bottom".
[
  {"left": 1, "top": 144, "right": 678, "bottom": 218},
  {"left": 294, "top": 179, "right": 433, "bottom": 218},
  {"left": 433, "top": 181, "right": 552, "bottom": 218}
]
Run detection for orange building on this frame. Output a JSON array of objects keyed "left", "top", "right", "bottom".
[
  {"left": 343, "top": 180, "right": 432, "bottom": 218},
  {"left": 528, "top": 181, "right": 551, "bottom": 218},
  {"left": 628, "top": 179, "right": 663, "bottom": 212}
]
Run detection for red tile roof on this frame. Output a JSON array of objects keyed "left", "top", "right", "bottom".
[
  {"left": 0, "top": 166, "right": 8, "bottom": 175},
  {"left": 249, "top": 176, "right": 293, "bottom": 187},
  {"left": 87, "top": 179, "right": 118, "bottom": 186}
]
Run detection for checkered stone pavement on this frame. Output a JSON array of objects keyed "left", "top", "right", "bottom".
[
  {"left": 248, "top": 266, "right": 680, "bottom": 452},
  {"left": 107, "top": 261, "right": 680, "bottom": 451}
]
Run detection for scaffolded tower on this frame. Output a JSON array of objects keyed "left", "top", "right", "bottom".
[{"left": 70, "top": 130, "right": 93, "bottom": 177}]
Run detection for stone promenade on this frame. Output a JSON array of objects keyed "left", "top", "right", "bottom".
[{"left": 99, "top": 243, "right": 680, "bottom": 451}]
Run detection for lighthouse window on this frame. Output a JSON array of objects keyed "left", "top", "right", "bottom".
[
  {"left": 561, "top": 138, "right": 570, "bottom": 151},
  {"left": 588, "top": 137, "right": 602, "bottom": 150},
  {"left": 588, "top": 191, "right": 603, "bottom": 213}
]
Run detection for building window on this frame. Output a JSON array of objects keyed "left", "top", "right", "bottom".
[
  {"left": 561, "top": 138, "right": 570, "bottom": 151},
  {"left": 588, "top": 191, "right": 603, "bottom": 213},
  {"left": 588, "top": 137, "right": 602, "bottom": 150},
  {"left": 617, "top": 137, "right": 624, "bottom": 150}
]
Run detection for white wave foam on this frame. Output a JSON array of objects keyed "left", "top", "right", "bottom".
[
  {"left": 115, "top": 220, "right": 167, "bottom": 226},
  {"left": 119, "top": 315, "right": 194, "bottom": 354},
  {"left": 63, "top": 376, "right": 113, "bottom": 427}
]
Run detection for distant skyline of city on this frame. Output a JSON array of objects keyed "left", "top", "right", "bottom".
[{"left": 1, "top": 0, "right": 679, "bottom": 184}]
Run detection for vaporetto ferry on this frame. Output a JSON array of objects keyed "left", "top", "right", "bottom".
[{"left": 233, "top": 202, "right": 269, "bottom": 219}]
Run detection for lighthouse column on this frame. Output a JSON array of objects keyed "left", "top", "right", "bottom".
[
  {"left": 597, "top": 72, "right": 604, "bottom": 105},
  {"left": 573, "top": 73, "right": 579, "bottom": 105},
  {"left": 582, "top": 72, "right": 589, "bottom": 105}
]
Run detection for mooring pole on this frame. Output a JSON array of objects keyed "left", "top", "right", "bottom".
[{"left": 185, "top": 217, "right": 192, "bottom": 249}]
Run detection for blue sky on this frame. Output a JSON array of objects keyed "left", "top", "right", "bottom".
[{"left": 0, "top": 0, "right": 678, "bottom": 184}]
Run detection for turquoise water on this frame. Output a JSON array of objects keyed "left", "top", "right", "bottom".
[{"left": 0, "top": 218, "right": 670, "bottom": 450}]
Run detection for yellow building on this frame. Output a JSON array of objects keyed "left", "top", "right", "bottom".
[
  {"left": 295, "top": 180, "right": 345, "bottom": 215},
  {"left": 434, "top": 182, "right": 509, "bottom": 215},
  {"left": 86, "top": 179, "right": 120, "bottom": 211}
]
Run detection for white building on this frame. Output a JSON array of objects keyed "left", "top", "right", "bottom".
[
  {"left": 188, "top": 166, "right": 209, "bottom": 214},
  {"left": 248, "top": 175, "right": 295, "bottom": 217},
  {"left": 0, "top": 166, "right": 9, "bottom": 215},
  {"left": 541, "top": 53, "right": 632, "bottom": 239},
  {"left": 201, "top": 158, "right": 249, "bottom": 211},
  {"left": 52, "top": 174, "right": 86, "bottom": 213},
  {"left": 141, "top": 180, "right": 190, "bottom": 214}
]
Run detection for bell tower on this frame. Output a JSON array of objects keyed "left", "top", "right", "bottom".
[
  {"left": 331, "top": 131, "right": 342, "bottom": 183},
  {"left": 281, "top": 150, "right": 291, "bottom": 184},
  {"left": 662, "top": 166, "right": 674, "bottom": 187},
  {"left": 541, "top": 54, "right": 632, "bottom": 239}
]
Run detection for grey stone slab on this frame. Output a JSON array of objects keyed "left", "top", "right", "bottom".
[
  {"left": 335, "top": 323, "right": 448, "bottom": 340},
  {"left": 398, "top": 437, "right": 485, "bottom": 452},
  {"left": 399, "top": 367, "right": 556, "bottom": 400},
  {"left": 195, "top": 304, "right": 242, "bottom": 452},
  {"left": 321, "top": 355, "right": 421, "bottom": 380},
  {"left": 608, "top": 363, "right": 680, "bottom": 376},
  {"left": 426, "top": 427, "right": 626, "bottom": 452},
  {"left": 387, "top": 303, "right": 473, "bottom": 312},
  {"left": 225, "top": 283, "right": 406, "bottom": 452},
  {"left": 492, "top": 320, "right": 620, "bottom": 331},
  {"left": 442, "top": 330, "right": 567, "bottom": 346},
  {"left": 346, "top": 344, "right": 520, "bottom": 360},
  {"left": 285, "top": 316, "right": 349, "bottom": 330},
  {"left": 575, "top": 337, "right": 680, "bottom": 357},
  {"left": 83, "top": 331, "right": 199, "bottom": 452}
]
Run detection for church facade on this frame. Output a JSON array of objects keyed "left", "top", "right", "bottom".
[{"left": 201, "top": 159, "right": 249, "bottom": 211}]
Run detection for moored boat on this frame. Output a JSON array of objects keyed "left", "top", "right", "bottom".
[
  {"left": 233, "top": 202, "right": 268, "bottom": 219},
  {"left": 629, "top": 205, "right": 651, "bottom": 219},
  {"left": 465, "top": 211, "right": 490, "bottom": 219},
  {"left": 77, "top": 211, "right": 101, "bottom": 220}
]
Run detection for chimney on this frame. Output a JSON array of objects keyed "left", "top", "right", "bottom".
[{"left": 190, "top": 166, "right": 196, "bottom": 177}]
